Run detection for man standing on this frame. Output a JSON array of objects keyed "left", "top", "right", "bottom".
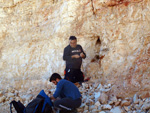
[
  {"left": 50, "top": 73, "right": 82, "bottom": 113},
  {"left": 63, "top": 36, "right": 86, "bottom": 83}
]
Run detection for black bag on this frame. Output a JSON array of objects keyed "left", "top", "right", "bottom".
[
  {"left": 10, "top": 100, "right": 25, "bottom": 113},
  {"left": 64, "top": 68, "right": 84, "bottom": 83},
  {"left": 10, "top": 90, "right": 53, "bottom": 113}
]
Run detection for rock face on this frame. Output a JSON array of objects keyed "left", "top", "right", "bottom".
[{"left": 0, "top": 0, "right": 149, "bottom": 99}]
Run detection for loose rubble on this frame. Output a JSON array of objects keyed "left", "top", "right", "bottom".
[{"left": 0, "top": 81, "right": 150, "bottom": 113}]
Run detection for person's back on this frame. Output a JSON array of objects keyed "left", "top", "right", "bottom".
[
  {"left": 49, "top": 73, "right": 82, "bottom": 112},
  {"left": 53, "top": 79, "right": 81, "bottom": 100}
]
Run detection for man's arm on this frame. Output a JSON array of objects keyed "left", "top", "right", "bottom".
[
  {"left": 53, "top": 83, "right": 63, "bottom": 99},
  {"left": 80, "top": 45, "right": 86, "bottom": 59},
  {"left": 63, "top": 47, "right": 72, "bottom": 61},
  {"left": 50, "top": 96, "right": 56, "bottom": 100}
]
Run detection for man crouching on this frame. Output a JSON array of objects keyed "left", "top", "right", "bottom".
[{"left": 49, "top": 73, "right": 82, "bottom": 113}]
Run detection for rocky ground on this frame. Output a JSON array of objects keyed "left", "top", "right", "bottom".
[{"left": 0, "top": 80, "right": 150, "bottom": 113}]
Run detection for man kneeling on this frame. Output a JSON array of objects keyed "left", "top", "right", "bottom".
[{"left": 49, "top": 73, "right": 82, "bottom": 113}]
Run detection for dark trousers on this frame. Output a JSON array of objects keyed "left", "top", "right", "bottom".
[
  {"left": 64, "top": 68, "right": 84, "bottom": 83},
  {"left": 54, "top": 98, "right": 81, "bottom": 111}
]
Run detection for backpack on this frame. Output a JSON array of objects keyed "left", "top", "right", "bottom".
[{"left": 10, "top": 90, "right": 53, "bottom": 113}]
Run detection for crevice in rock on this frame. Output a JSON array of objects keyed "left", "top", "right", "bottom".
[
  {"left": 91, "top": 0, "right": 96, "bottom": 15},
  {"left": 90, "top": 36, "right": 104, "bottom": 66}
]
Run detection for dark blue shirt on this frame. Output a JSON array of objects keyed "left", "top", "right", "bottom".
[
  {"left": 53, "top": 79, "right": 81, "bottom": 100},
  {"left": 63, "top": 44, "right": 86, "bottom": 69}
]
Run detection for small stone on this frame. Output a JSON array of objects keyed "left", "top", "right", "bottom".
[
  {"left": 115, "top": 101, "right": 121, "bottom": 106},
  {"left": 124, "top": 106, "right": 130, "bottom": 111},
  {"left": 95, "top": 101, "right": 101, "bottom": 106},
  {"left": 133, "top": 94, "right": 139, "bottom": 104},
  {"left": 133, "top": 111, "right": 137, "bottom": 113},
  {"left": 102, "top": 104, "right": 112, "bottom": 110},
  {"left": 110, "top": 106, "right": 123, "bottom": 113},
  {"left": 92, "top": 109, "right": 98, "bottom": 112},
  {"left": 95, "top": 92, "right": 101, "bottom": 99},
  {"left": 0, "top": 96, "right": 6, "bottom": 103},
  {"left": 98, "top": 106, "right": 102, "bottom": 110},
  {"left": 134, "top": 104, "right": 140, "bottom": 110},
  {"left": 142, "top": 103, "right": 150, "bottom": 110},
  {"left": 83, "top": 110, "right": 88, "bottom": 113},
  {"left": 99, "top": 92, "right": 108, "bottom": 104},
  {"left": 108, "top": 100, "right": 114, "bottom": 105},
  {"left": 139, "top": 100, "right": 144, "bottom": 106},
  {"left": 108, "top": 84, "right": 111, "bottom": 87},
  {"left": 121, "top": 100, "right": 131, "bottom": 106},
  {"left": 7, "top": 93, "right": 14, "bottom": 98},
  {"left": 111, "top": 96, "right": 117, "bottom": 103},
  {"left": 26, "top": 94, "right": 34, "bottom": 101},
  {"left": 125, "top": 97, "right": 131, "bottom": 101},
  {"left": 89, "top": 105, "right": 95, "bottom": 111},
  {"left": 99, "top": 111, "right": 106, "bottom": 113}
]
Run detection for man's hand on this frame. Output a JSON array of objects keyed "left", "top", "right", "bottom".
[
  {"left": 50, "top": 96, "right": 56, "bottom": 100},
  {"left": 71, "top": 54, "right": 80, "bottom": 58},
  {"left": 80, "top": 52, "right": 85, "bottom": 58}
]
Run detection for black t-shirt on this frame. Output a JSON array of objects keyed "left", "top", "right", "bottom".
[{"left": 63, "top": 44, "right": 86, "bottom": 69}]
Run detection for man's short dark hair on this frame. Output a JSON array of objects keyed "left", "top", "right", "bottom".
[
  {"left": 49, "top": 73, "right": 62, "bottom": 82},
  {"left": 69, "top": 36, "right": 77, "bottom": 40}
]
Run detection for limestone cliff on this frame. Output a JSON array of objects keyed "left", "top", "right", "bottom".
[{"left": 0, "top": 0, "right": 150, "bottom": 98}]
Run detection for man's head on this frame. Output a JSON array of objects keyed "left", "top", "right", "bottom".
[
  {"left": 69, "top": 36, "right": 77, "bottom": 48},
  {"left": 49, "top": 73, "right": 62, "bottom": 85}
]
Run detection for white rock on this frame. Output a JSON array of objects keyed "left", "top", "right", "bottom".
[
  {"left": 145, "top": 98, "right": 150, "bottom": 103},
  {"left": 95, "top": 92, "right": 101, "bottom": 99},
  {"left": 0, "top": 96, "right": 6, "bottom": 103},
  {"left": 133, "top": 94, "right": 139, "bottom": 104},
  {"left": 133, "top": 111, "right": 137, "bottom": 113},
  {"left": 26, "top": 94, "right": 34, "bottom": 101},
  {"left": 108, "top": 100, "right": 114, "bottom": 105},
  {"left": 100, "top": 88, "right": 111, "bottom": 93},
  {"left": 110, "top": 106, "right": 123, "bottom": 113},
  {"left": 83, "top": 110, "right": 88, "bottom": 113},
  {"left": 99, "top": 111, "right": 106, "bottom": 113},
  {"left": 92, "top": 109, "right": 99, "bottom": 112},
  {"left": 89, "top": 105, "right": 95, "bottom": 111},
  {"left": 99, "top": 92, "right": 108, "bottom": 104},
  {"left": 102, "top": 104, "right": 112, "bottom": 110},
  {"left": 134, "top": 104, "right": 140, "bottom": 110},
  {"left": 98, "top": 106, "right": 102, "bottom": 110},
  {"left": 111, "top": 96, "right": 117, "bottom": 103},
  {"left": 95, "top": 101, "right": 101, "bottom": 106},
  {"left": 7, "top": 93, "right": 14, "bottom": 98},
  {"left": 97, "top": 84, "right": 103, "bottom": 90},
  {"left": 139, "top": 99, "right": 144, "bottom": 106},
  {"left": 142, "top": 103, "right": 150, "bottom": 110},
  {"left": 108, "top": 84, "right": 111, "bottom": 87}
]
